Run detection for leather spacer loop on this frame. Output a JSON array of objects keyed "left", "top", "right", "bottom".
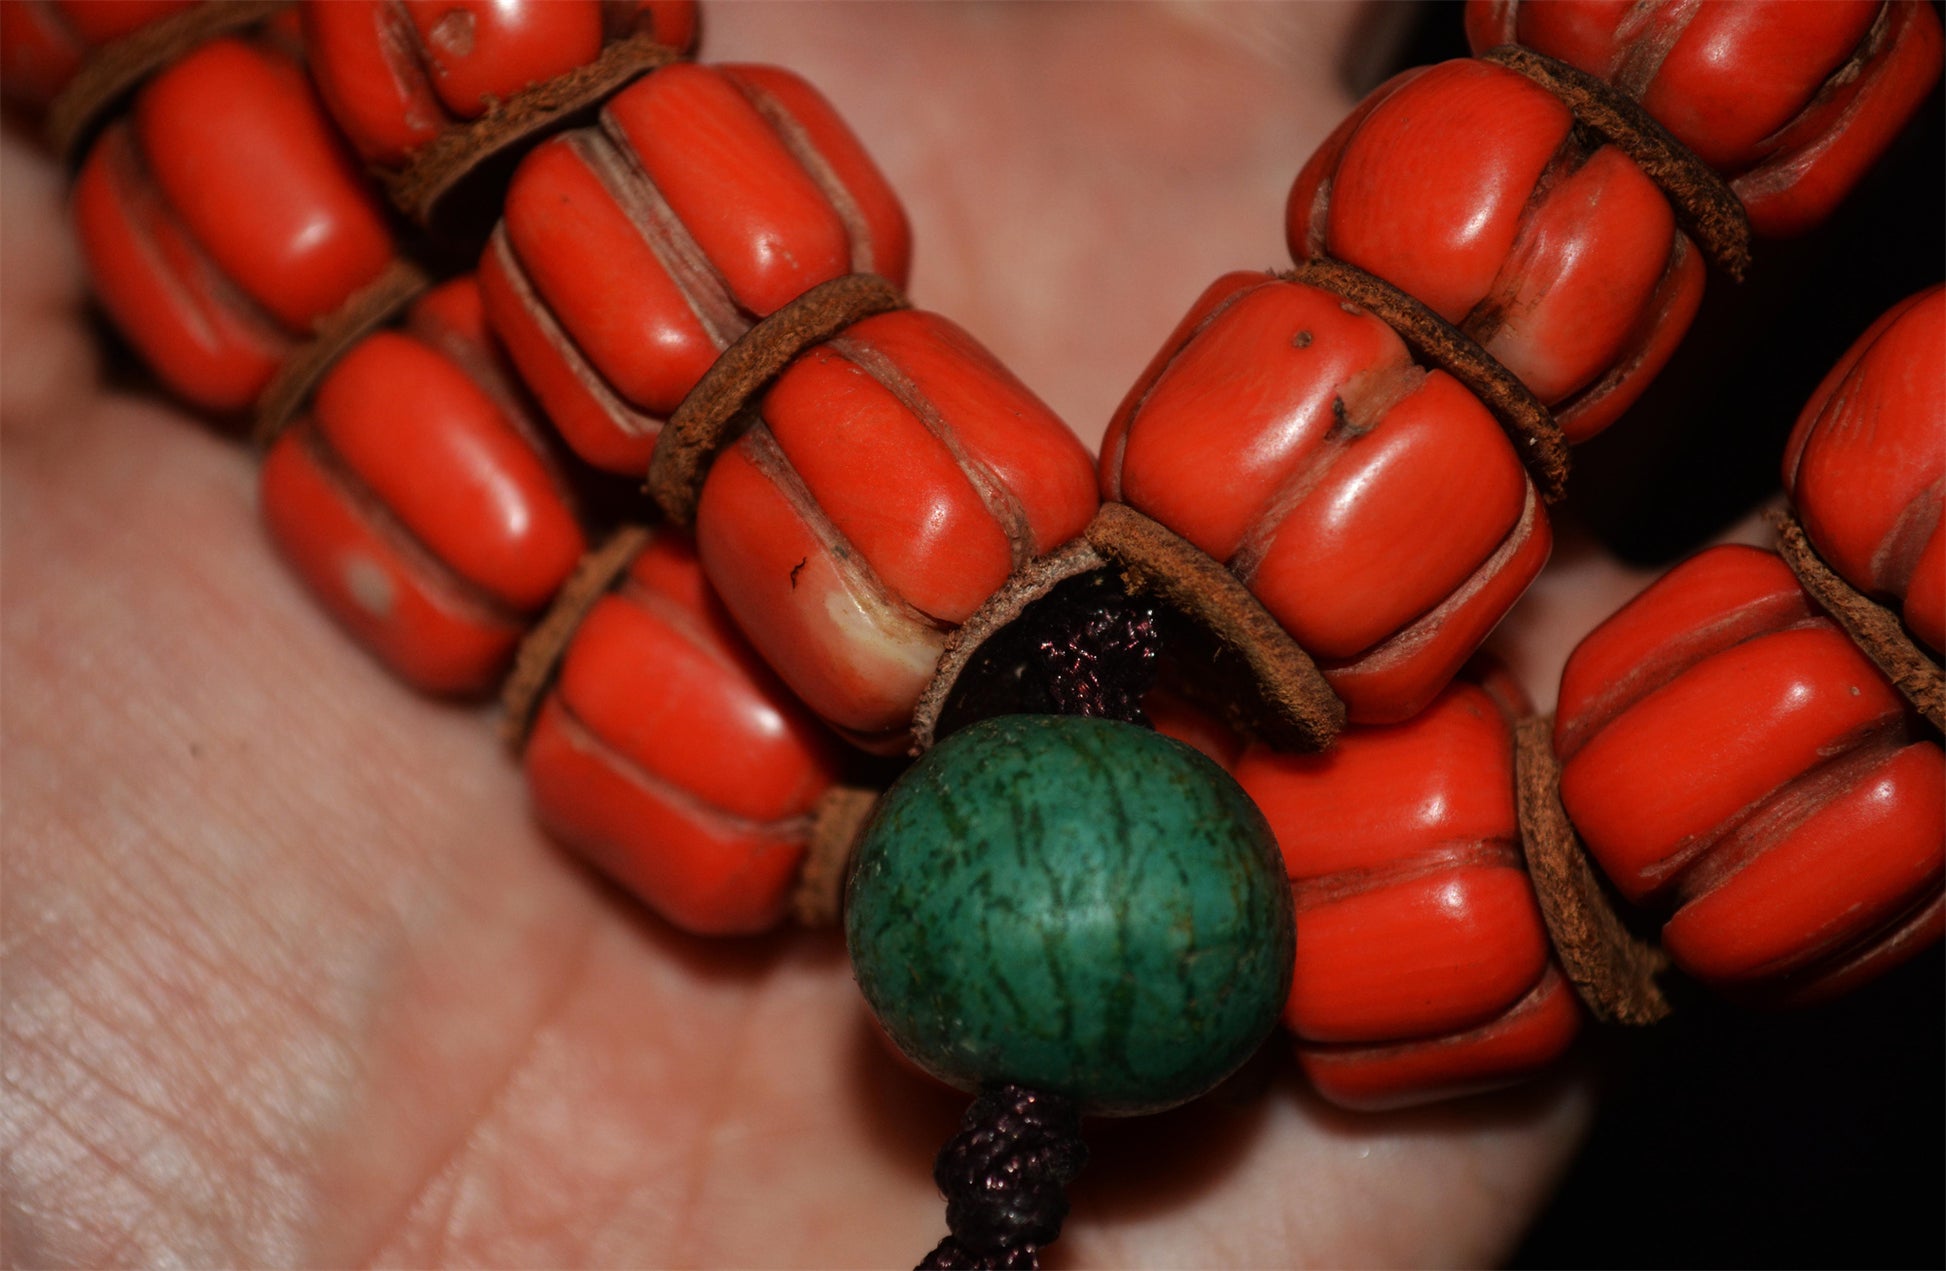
[
  {"left": 647, "top": 272, "right": 909, "bottom": 528},
  {"left": 1515, "top": 713, "right": 1673, "bottom": 1025},
  {"left": 499, "top": 523, "right": 656, "bottom": 749},
  {"left": 1480, "top": 44, "right": 1752, "bottom": 280},
  {"left": 252, "top": 260, "right": 432, "bottom": 449},
  {"left": 1286, "top": 257, "right": 1571, "bottom": 503},
  {"left": 382, "top": 31, "right": 684, "bottom": 229},
  {"left": 1772, "top": 508, "right": 1944, "bottom": 732},
  {"left": 792, "top": 786, "right": 881, "bottom": 928},
  {"left": 46, "top": 0, "right": 290, "bottom": 165},
  {"left": 910, "top": 504, "right": 1345, "bottom": 756}
]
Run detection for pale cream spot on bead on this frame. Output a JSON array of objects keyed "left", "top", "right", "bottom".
[
  {"left": 343, "top": 556, "right": 395, "bottom": 619},
  {"left": 822, "top": 587, "right": 945, "bottom": 690}
]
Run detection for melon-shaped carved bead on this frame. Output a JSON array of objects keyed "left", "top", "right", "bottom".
[
  {"left": 1783, "top": 284, "right": 1945, "bottom": 654},
  {"left": 480, "top": 61, "right": 912, "bottom": 474},
  {"left": 1287, "top": 58, "right": 1705, "bottom": 443},
  {"left": 1466, "top": 0, "right": 1945, "bottom": 238},
  {"left": 1101, "top": 272, "right": 1550, "bottom": 725},
  {"left": 1232, "top": 677, "right": 1580, "bottom": 1110},
  {"left": 1555, "top": 545, "right": 1944, "bottom": 1002},
  {"left": 302, "top": 0, "right": 698, "bottom": 168},
  {"left": 261, "top": 277, "right": 585, "bottom": 694},
  {"left": 70, "top": 36, "right": 395, "bottom": 414},
  {"left": 0, "top": 0, "right": 197, "bottom": 107},
  {"left": 695, "top": 309, "right": 1098, "bottom": 751},
  {"left": 522, "top": 532, "right": 842, "bottom": 935}
]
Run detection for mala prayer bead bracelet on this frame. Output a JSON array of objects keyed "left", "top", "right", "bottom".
[{"left": 11, "top": 0, "right": 1943, "bottom": 1263}]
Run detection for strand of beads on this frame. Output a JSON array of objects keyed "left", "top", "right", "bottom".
[{"left": 11, "top": 2, "right": 1941, "bottom": 1266}]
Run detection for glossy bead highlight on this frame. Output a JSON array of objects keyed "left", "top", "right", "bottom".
[
  {"left": 1233, "top": 675, "right": 1579, "bottom": 1109},
  {"left": 1783, "top": 284, "right": 1945, "bottom": 653},
  {"left": 71, "top": 36, "right": 394, "bottom": 414},
  {"left": 482, "top": 61, "right": 912, "bottom": 473},
  {"left": 260, "top": 277, "right": 585, "bottom": 694},
  {"left": 1286, "top": 58, "right": 1703, "bottom": 441},
  {"left": 1467, "top": 0, "right": 1946, "bottom": 237},
  {"left": 1103, "top": 272, "right": 1549, "bottom": 724},
  {"left": 302, "top": 0, "right": 699, "bottom": 167},
  {"left": 697, "top": 309, "right": 1098, "bottom": 750},
  {"left": 1555, "top": 545, "right": 1944, "bottom": 1000},
  {"left": 522, "top": 532, "right": 843, "bottom": 935}
]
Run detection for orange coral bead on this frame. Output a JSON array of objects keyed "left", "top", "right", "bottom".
[
  {"left": 71, "top": 121, "right": 289, "bottom": 413},
  {"left": 522, "top": 533, "right": 841, "bottom": 935},
  {"left": 0, "top": 0, "right": 195, "bottom": 107},
  {"left": 0, "top": 1, "right": 85, "bottom": 107},
  {"left": 71, "top": 36, "right": 393, "bottom": 414},
  {"left": 1286, "top": 58, "right": 1703, "bottom": 441},
  {"left": 402, "top": 0, "right": 603, "bottom": 117},
  {"left": 1555, "top": 545, "right": 1944, "bottom": 998},
  {"left": 1233, "top": 678, "right": 1578, "bottom": 1109},
  {"left": 1467, "top": 0, "right": 1945, "bottom": 237},
  {"left": 696, "top": 310, "right": 1097, "bottom": 750},
  {"left": 302, "top": 0, "right": 700, "bottom": 166},
  {"left": 300, "top": 0, "right": 449, "bottom": 166},
  {"left": 260, "top": 278, "right": 584, "bottom": 694},
  {"left": 1104, "top": 272, "right": 1548, "bottom": 724},
  {"left": 134, "top": 38, "right": 393, "bottom": 331},
  {"left": 261, "top": 431, "right": 523, "bottom": 694},
  {"left": 1295, "top": 970, "right": 1583, "bottom": 1113},
  {"left": 1783, "top": 285, "right": 1945, "bottom": 653},
  {"left": 485, "top": 62, "right": 911, "bottom": 474}
]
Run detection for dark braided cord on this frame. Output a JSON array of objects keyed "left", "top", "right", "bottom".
[
  {"left": 919, "top": 595, "right": 1152, "bottom": 1267},
  {"left": 1033, "top": 592, "right": 1161, "bottom": 726},
  {"left": 917, "top": 1084, "right": 1089, "bottom": 1271}
]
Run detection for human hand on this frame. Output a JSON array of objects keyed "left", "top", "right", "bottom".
[{"left": 2, "top": 3, "right": 1848, "bottom": 1265}]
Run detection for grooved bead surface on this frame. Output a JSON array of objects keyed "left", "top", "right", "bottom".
[
  {"left": 259, "top": 277, "right": 582, "bottom": 694},
  {"left": 697, "top": 309, "right": 1097, "bottom": 748},
  {"left": 262, "top": 423, "right": 523, "bottom": 693},
  {"left": 72, "top": 122, "right": 288, "bottom": 413},
  {"left": 1466, "top": 0, "right": 1946, "bottom": 237},
  {"left": 312, "top": 333, "right": 582, "bottom": 611},
  {"left": 1102, "top": 272, "right": 1548, "bottom": 724},
  {"left": 0, "top": 0, "right": 196, "bottom": 107},
  {"left": 1554, "top": 545, "right": 1945, "bottom": 997},
  {"left": 1286, "top": 57, "right": 1702, "bottom": 440},
  {"left": 485, "top": 61, "right": 910, "bottom": 473},
  {"left": 845, "top": 715, "right": 1293, "bottom": 1116},
  {"left": 1233, "top": 678, "right": 1578, "bottom": 1108},
  {"left": 304, "top": 0, "right": 700, "bottom": 166},
  {"left": 1783, "top": 284, "right": 1945, "bottom": 653},
  {"left": 70, "top": 36, "right": 394, "bottom": 413},
  {"left": 524, "top": 533, "right": 840, "bottom": 935},
  {"left": 136, "top": 39, "right": 393, "bottom": 331},
  {"left": 406, "top": 0, "right": 604, "bottom": 117}
]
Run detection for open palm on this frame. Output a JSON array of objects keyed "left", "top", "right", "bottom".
[{"left": 2, "top": 5, "right": 1625, "bottom": 1265}]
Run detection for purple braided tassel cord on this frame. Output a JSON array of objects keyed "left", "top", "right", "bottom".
[
  {"left": 916, "top": 595, "right": 1153, "bottom": 1267},
  {"left": 918, "top": 1084, "right": 1089, "bottom": 1270},
  {"left": 1032, "top": 593, "right": 1160, "bottom": 724}
]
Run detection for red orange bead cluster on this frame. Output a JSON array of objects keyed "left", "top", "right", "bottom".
[{"left": 8, "top": 0, "right": 1942, "bottom": 1261}]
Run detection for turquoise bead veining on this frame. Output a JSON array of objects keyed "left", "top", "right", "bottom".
[{"left": 845, "top": 715, "right": 1294, "bottom": 1116}]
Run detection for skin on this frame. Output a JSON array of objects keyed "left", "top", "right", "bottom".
[{"left": 3, "top": 3, "right": 1745, "bottom": 1265}]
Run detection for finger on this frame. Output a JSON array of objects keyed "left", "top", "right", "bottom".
[{"left": 0, "top": 120, "right": 101, "bottom": 435}]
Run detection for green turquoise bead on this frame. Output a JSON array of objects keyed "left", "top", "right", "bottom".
[{"left": 845, "top": 714, "right": 1294, "bottom": 1116}]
